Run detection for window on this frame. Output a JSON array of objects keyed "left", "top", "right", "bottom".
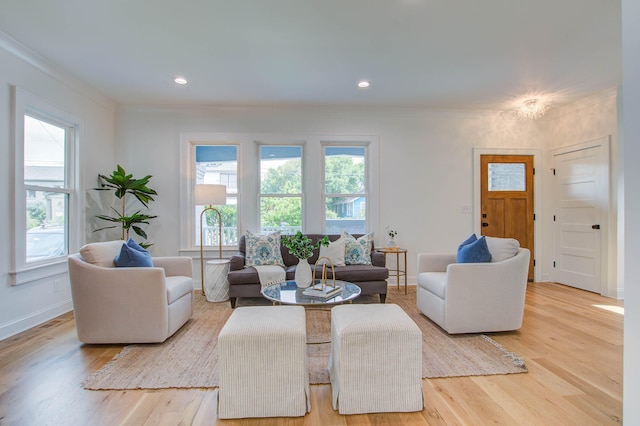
[
  {"left": 194, "top": 145, "right": 238, "bottom": 246},
  {"left": 12, "top": 88, "right": 77, "bottom": 284},
  {"left": 259, "top": 145, "right": 302, "bottom": 235},
  {"left": 488, "top": 163, "right": 526, "bottom": 191},
  {"left": 323, "top": 146, "right": 367, "bottom": 234},
  {"left": 181, "top": 133, "right": 379, "bottom": 252}
]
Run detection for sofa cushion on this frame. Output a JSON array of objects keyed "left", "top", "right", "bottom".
[
  {"left": 317, "top": 236, "right": 346, "bottom": 267},
  {"left": 342, "top": 231, "right": 374, "bottom": 265},
  {"left": 485, "top": 236, "right": 520, "bottom": 262},
  {"left": 326, "top": 265, "right": 389, "bottom": 282},
  {"left": 114, "top": 242, "right": 153, "bottom": 267},
  {"left": 457, "top": 236, "right": 491, "bottom": 263},
  {"left": 245, "top": 230, "right": 284, "bottom": 267},
  {"left": 79, "top": 240, "right": 125, "bottom": 267}
]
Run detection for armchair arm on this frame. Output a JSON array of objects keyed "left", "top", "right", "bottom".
[
  {"left": 417, "top": 253, "right": 456, "bottom": 273},
  {"left": 152, "top": 256, "right": 193, "bottom": 277}
]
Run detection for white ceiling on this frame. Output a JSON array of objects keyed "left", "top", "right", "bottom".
[{"left": 0, "top": 0, "right": 622, "bottom": 111}]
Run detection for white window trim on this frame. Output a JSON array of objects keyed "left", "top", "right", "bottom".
[
  {"left": 179, "top": 132, "right": 380, "bottom": 255},
  {"left": 256, "top": 141, "right": 305, "bottom": 233},
  {"left": 10, "top": 87, "right": 79, "bottom": 285}
]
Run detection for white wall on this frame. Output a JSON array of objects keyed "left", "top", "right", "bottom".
[
  {"left": 115, "top": 105, "right": 549, "bottom": 278},
  {"left": 543, "top": 90, "right": 619, "bottom": 296},
  {"left": 622, "top": 0, "right": 640, "bottom": 421},
  {"left": 0, "top": 34, "right": 116, "bottom": 340}
]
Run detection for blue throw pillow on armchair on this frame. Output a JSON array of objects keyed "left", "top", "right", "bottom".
[
  {"left": 457, "top": 235, "right": 492, "bottom": 263},
  {"left": 114, "top": 240, "right": 153, "bottom": 267}
]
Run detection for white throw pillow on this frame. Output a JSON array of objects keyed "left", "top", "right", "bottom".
[
  {"left": 485, "top": 236, "right": 520, "bottom": 262},
  {"left": 317, "top": 236, "right": 346, "bottom": 267},
  {"left": 79, "top": 240, "right": 125, "bottom": 267}
]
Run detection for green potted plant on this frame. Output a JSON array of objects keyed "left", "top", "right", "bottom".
[
  {"left": 281, "top": 231, "right": 329, "bottom": 288},
  {"left": 93, "top": 165, "right": 158, "bottom": 246}
]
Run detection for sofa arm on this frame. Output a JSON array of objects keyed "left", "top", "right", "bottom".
[
  {"left": 152, "top": 256, "right": 193, "bottom": 277},
  {"left": 417, "top": 253, "right": 456, "bottom": 273},
  {"left": 229, "top": 253, "right": 246, "bottom": 271},
  {"left": 371, "top": 250, "right": 386, "bottom": 267}
]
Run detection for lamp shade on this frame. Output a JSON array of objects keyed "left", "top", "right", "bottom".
[{"left": 194, "top": 184, "right": 227, "bottom": 206}]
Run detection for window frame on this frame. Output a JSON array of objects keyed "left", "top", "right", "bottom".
[
  {"left": 257, "top": 142, "right": 305, "bottom": 235},
  {"left": 11, "top": 87, "right": 78, "bottom": 285},
  {"left": 179, "top": 133, "right": 379, "bottom": 254},
  {"left": 180, "top": 137, "right": 242, "bottom": 251}
]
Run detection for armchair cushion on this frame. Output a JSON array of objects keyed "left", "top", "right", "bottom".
[
  {"left": 456, "top": 236, "right": 491, "bottom": 263},
  {"left": 79, "top": 240, "right": 124, "bottom": 267},
  {"left": 486, "top": 236, "right": 520, "bottom": 262}
]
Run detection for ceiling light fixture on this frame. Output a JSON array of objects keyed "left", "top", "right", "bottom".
[
  {"left": 517, "top": 98, "right": 549, "bottom": 120},
  {"left": 357, "top": 80, "right": 370, "bottom": 88},
  {"left": 174, "top": 77, "right": 188, "bottom": 85}
]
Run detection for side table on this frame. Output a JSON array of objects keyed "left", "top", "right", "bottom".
[
  {"left": 205, "top": 259, "right": 230, "bottom": 302},
  {"left": 376, "top": 247, "right": 408, "bottom": 294}
]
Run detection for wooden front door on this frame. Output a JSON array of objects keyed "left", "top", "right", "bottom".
[{"left": 480, "top": 155, "right": 535, "bottom": 280}]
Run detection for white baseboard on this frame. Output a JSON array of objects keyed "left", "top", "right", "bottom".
[{"left": 0, "top": 299, "right": 73, "bottom": 342}]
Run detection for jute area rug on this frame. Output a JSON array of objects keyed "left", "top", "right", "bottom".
[{"left": 83, "top": 287, "right": 527, "bottom": 390}]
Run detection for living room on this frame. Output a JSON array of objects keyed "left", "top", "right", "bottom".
[{"left": 0, "top": 0, "right": 638, "bottom": 423}]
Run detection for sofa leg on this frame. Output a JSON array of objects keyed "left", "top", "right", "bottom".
[
  {"left": 380, "top": 293, "right": 386, "bottom": 303},
  {"left": 230, "top": 298, "right": 237, "bottom": 309}
]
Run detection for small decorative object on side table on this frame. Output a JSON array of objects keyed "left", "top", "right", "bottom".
[
  {"left": 204, "top": 259, "right": 230, "bottom": 302},
  {"left": 376, "top": 247, "right": 408, "bottom": 294}
]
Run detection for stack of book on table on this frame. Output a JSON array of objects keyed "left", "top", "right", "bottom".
[{"left": 303, "top": 285, "right": 342, "bottom": 299}]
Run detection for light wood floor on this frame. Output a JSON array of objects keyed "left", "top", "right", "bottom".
[{"left": 0, "top": 283, "right": 623, "bottom": 425}]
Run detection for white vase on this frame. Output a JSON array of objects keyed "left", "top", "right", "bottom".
[
  {"left": 294, "top": 258, "right": 313, "bottom": 288},
  {"left": 388, "top": 238, "right": 397, "bottom": 247}
]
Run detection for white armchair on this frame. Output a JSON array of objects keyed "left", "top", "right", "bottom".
[
  {"left": 416, "top": 248, "right": 530, "bottom": 334},
  {"left": 68, "top": 241, "right": 193, "bottom": 344}
]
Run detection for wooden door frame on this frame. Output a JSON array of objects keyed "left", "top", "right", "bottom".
[{"left": 473, "top": 148, "right": 542, "bottom": 282}]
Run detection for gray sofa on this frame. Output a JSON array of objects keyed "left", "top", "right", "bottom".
[{"left": 227, "top": 234, "right": 389, "bottom": 308}]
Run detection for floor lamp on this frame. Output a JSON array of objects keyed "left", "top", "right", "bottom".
[{"left": 194, "top": 184, "right": 227, "bottom": 296}]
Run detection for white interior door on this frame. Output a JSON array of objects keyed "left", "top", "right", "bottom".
[{"left": 552, "top": 139, "right": 609, "bottom": 294}]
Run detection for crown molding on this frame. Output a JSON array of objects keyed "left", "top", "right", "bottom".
[{"left": 0, "top": 30, "right": 116, "bottom": 113}]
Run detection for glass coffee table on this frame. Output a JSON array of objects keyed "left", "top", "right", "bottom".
[{"left": 261, "top": 280, "right": 361, "bottom": 306}]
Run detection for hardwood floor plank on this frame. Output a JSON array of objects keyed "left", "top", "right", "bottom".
[{"left": 0, "top": 283, "right": 623, "bottom": 425}]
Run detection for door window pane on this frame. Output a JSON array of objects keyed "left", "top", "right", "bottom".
[{"left": 488, "top": 163, "right": 525, "bottom": 191}]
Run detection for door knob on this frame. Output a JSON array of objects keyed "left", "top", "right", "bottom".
[
  {"left": 592, "top": 224, "right": 601, "bottom": 229},
  {"left": 482, "top": 222, "right": 489, "bottom": 227}
]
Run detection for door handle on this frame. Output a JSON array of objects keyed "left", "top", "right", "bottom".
[
  {"left": 482, "top": 222, "right": 489, "bottom": 227},
  {"left": 592, "top": 224, "right": 601, "bottom": 229}
]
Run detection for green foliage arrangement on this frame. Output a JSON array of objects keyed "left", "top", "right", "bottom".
[
  {"left": 281, "top": 231, "right": 330, "bottom": 260},
  {"left": 93, "top": 165, "right": 158, "bottom": 244}
]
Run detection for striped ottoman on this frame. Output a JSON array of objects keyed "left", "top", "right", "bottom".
[
  {"left": 217, "top": 306, "right": 310, "bottom": 419},
  {"left": 329, "top": 303, "right": 424, "bottom": 414}
]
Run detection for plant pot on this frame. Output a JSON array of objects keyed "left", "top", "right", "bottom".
[{"left": 294, "top": 258, "right": 313, "bottom": 288}]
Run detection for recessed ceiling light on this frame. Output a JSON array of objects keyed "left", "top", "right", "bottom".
[
  {"left": 174, "top": 77, "right": 188, "bottom": 85},
  {"left": 357, "top": 80, "right": 370, "bottom": 88}
]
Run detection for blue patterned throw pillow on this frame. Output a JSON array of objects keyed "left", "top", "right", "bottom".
[
  {"left": 245, "top": 230, "right": 284, "bottom": 267},
  {"left": 457, "top": 235, "right": 491, "bottom": 263},
  {"left": 342, "top": 231, "right": 374, "bottom": 265}
]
